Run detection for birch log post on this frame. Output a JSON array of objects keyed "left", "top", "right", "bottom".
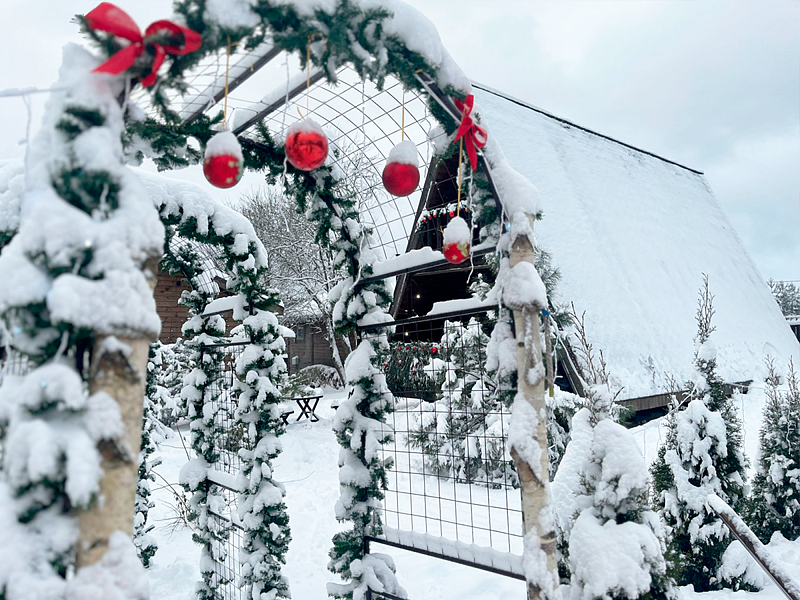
[
  {"left": 76, "top": 260, "right": 159, "bottom": 567},
  {"left": 508, "top": 213, "right": 559, "bottom": 600}
]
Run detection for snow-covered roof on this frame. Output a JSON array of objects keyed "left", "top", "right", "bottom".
[{"left": 471, "top": 84, "right": 799, "bottom": 398}]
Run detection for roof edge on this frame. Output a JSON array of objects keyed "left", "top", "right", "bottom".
[{"left": 471, "top": 82, "right": 704, "bottom": 176}]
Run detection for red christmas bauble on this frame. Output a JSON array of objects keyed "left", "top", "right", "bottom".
[
  {"left": 431, "top": 347, "right": 438, "bottom": 355},
  {"left": 204, "top": 154, "right": 242, "bottom": 188},
  {"left": 443, "top": 241, "right": 470, "bottom": 264},
  {"left": 204, "top": 131, "right": 243, "bottom": 189},
  {"left": 382, "top": 140, "right": 420, "bottom": 196},
  {"left": 442, "top": 215, "right": 471, "bottom": 264},
  {"left": 285, "top": 119, "right": 328, "bottom": 171},
  {"left": 382, "top": 161, "right": 420, "bottom": 196}
]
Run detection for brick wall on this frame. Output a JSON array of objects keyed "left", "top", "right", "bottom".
[{"left": 153, "top": 269, "right": 191, "bottom": 344}]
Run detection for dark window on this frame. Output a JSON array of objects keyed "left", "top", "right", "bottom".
[{"left": 296, "top": 325, "right": 306, "bottom": 342}]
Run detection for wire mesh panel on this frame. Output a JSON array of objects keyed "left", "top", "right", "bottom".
[
  {"left": 0, "top": 347, "right": 30, "bottom": 380},
  {"left": 202, "top": 337, "right": 251, "bottom": 600},
  {"left": 364, "top": 313, "right": 524, "bottom": 566},
  {"left": 236, "top": 67, "right": 437, "bottom": 261},
  {"left": 203, "top": 340, "right": 252, "bottom": 474},
  {"left": 209, "top": 511, "right": 247, "bottom": 600}
]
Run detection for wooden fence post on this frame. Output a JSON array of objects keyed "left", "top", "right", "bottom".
[{"left": 509, "top": 214, "right": 559, "bottom": 600}]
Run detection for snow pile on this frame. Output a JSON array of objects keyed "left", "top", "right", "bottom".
[
  {"left": 203, "top": 0, "right": 261, "bottom": 30},
  {"left": 140, "top": 170, "right": 268, "bottom": 275},
  {"left": 442, "top": 215, "right": 471, "bottom": 245},
  {"left": 0, "top": 158, "right": 23, "bottom": 246},
  {"left": 204, "top": 130, "right": 243, "bottom": 159},
  {"left": 66, "top": 532, "right": 150, "bottom": 600},
  {"left": 720, "top": 531, "right": 800, "bottom": 593},
  {"left": 286, "top": 117, "right": 327, "bottom": 139},
  {"left": 386, "top": 140, "right": 419, "bottom": 167},
  {"left": 503, "top": 261, "right": 547, "bottom": 310},
  {"left": 372, "top": 0, "right": 470, "bottom": 92}
]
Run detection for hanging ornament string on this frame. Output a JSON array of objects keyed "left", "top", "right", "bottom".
[
  {"left": 222, "top": 36, "right": 231, "bottom": 130},
  {"left": 401, "top": 89, "right": 406, "bottom": 142},
  {"left": 306, "top": 36, "right": 311, "bottom": 119},
  {"left": 456, "top": 137, "right": 464, "bottom": 213}
]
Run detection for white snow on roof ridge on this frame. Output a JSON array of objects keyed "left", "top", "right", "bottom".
[{"left": 471, "top": 81, "right": 703, "bottom": 176}]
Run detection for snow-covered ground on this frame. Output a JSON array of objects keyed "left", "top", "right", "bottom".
[{"left": 146, "top": 387, "right": 798, "bottom": 599}]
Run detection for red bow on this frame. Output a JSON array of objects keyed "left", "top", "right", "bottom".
[
  {"left": 85, "top": 3, "right": 202, "bottom": 87},
  {"left": 453, "top": 94, "right": 488, "bottom": 170}
]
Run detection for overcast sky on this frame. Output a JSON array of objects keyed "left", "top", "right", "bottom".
[{"left": 1, "top": 0, "right": 798, "bottom": 280}]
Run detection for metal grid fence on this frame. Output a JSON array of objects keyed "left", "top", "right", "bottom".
[
  {"left": 203, "top": 340, "right": 253, "bottom": 474},
  {"left": 364, "top": 314, "right": 524, "bottom": 560},
  {"left": 210, "top": 510, "right": 247, "bottom": 600},
  {"left": 202, "top": 338, "right": 251, "bottom": 600}
]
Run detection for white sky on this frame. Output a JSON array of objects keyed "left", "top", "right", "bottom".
[{"left": 1, "top": 0, "right": 798, "bottom": 280}]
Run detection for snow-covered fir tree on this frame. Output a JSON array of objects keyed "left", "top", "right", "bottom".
[
  {"left": 745, "top": 359, "right": 800, "bottom": 543},
  {"left": 148, "top": 339, "right": 193, "bottom": 427},
  {"left": 566, "top": 386, "right": 674, "bottom": 600},
  {"left": 650, "top": 275, "right": 748, "bottom": 590}
]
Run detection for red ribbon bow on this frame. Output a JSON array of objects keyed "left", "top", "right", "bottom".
[
  {"left": 453, "top": 94, "right": 488, "bottom": 171},
  {"left": 85, "top": 3, "right": 202, "bottom": 88}
]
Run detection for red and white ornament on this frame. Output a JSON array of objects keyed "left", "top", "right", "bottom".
[
  {"left": 203, "top": 131, "right": 243, "bottom": 189},
  {"left": 382, "top": 140, "right": 420, "bottom": 197},
  {"left": 442, "top": 215, "right": 471, "bottom": 264},
  {"left": 285, "top": 119, "right": 328, "bottom": 171}
]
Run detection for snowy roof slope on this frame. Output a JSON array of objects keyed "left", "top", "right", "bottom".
[{"left": 472, "top": 85, "right": 799, "bottom": 398}]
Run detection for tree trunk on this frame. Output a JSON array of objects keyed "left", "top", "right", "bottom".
[
  {"left": 76, "top": 259, "right": 158, "bottom": 568},
  {"left": 509, "top": 214, "right": 559, "bottom": 600},
  {"left": 324, "top": 313, "right": 347, "bottom": 387}
]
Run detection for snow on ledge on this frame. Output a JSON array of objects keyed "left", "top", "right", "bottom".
[
  {"left": 370, "top": 240, "right": 495, "bottom": 280},
  {"left": 379, "top": 527, "right": 524, "bottom": 577},
  {"left": 426, "top": 295, "right": 496, "bottom": 318}
]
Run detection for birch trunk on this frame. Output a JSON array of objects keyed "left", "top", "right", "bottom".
[
  {"left": 509, "top": 214, "right": 559, "bottom": 600},
  {"left": 76, "top": 260, "right": 158, "bottom": 567}
]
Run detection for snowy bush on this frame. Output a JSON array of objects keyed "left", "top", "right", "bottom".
[{"left": 566, "top": 406, "right": 674, "bottom": 600}]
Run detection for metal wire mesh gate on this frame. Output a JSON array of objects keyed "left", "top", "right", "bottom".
[{"left": 360, "top": 305, "right": 525, "bottom": 589}]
